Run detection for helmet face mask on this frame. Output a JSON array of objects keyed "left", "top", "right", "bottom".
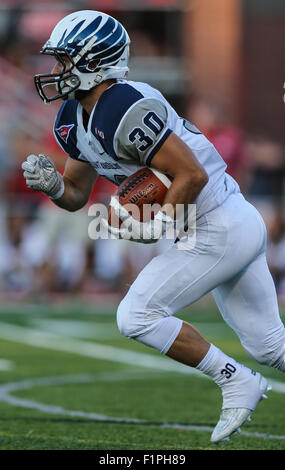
[
  {"left": 34, "top": 11, "right": 130, "bottom": 104},
  {"left": 34, "top": 49, "right": 81, "bottom": 103}
]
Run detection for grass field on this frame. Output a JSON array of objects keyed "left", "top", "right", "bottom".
[{"left": 0, "top": 299, "right": 284, "bottom": 452}]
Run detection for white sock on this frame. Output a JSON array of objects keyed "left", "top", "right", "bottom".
[
  {"left": 196, "top": 344, "right": 241, "bottom": 386},
  {"left": 196, "top": 344, "right": 260, "bottom": 409}
]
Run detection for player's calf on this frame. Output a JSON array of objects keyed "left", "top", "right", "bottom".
[{"left": 243, "top": 338, "right": 285, "bottom": 373}]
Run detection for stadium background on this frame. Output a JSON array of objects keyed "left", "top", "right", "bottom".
[
  {"left": 0, "top": 0, "right": 284, "bottom": 307},
  {"left": 0, "top": 0, "right": 284, "bottom": 451}
]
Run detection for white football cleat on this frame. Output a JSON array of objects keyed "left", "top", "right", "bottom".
[{"left": 211, "top": 374, "right": 270, "bottom": 443}]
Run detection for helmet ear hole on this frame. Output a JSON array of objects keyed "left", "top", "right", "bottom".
[{"left": 87, "top": 59, "right": 100, "bottom": 71}]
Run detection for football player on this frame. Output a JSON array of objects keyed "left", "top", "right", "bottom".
[{"left": 22, "top": 10, "right": 285, "bottom": 443}]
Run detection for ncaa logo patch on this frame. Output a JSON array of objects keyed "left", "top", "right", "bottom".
[{"left": 56, "top": 124, "right": 74, "bottom": 143}]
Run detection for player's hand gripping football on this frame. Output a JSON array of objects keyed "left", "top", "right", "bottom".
[
  {"left": 22, "top": 154, "right": 65, "bottom": 200},
  {"left": 102, "top": 195, "right": 175, "bottom": 244}
]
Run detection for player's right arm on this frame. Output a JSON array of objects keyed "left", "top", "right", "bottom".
[
  {"left": 55, "top": 157, "right": 98, "bottom": 211},
  {"left": 22, "top": 154, "right": 97, "bottom": 212}
]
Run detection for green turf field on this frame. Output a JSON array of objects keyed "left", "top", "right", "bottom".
[{"left": 0, "top": 300, "right": 284, "bottom": 451}]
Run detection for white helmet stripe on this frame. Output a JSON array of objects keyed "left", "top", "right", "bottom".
[
  {"left": 95, "top": 43, "right": 126, "bottom": 64},
  {"left": 65, "top": 14, "right": 109, "bottom": 46},
  {"left": 73, "top": 23, "right": 125, "bottom": 65},
  {"left": 86, "top": 28, "right": 125, "bottom": 59},
  {"left": 80, "top": 22, "right": 121, "bottom": 53}
]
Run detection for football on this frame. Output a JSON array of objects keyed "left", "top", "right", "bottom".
[{"left": 108, "top": 167, "right": 171, "bottom": 226}]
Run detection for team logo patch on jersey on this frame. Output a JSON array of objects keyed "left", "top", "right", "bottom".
[
  {"left": 56, "top": 124, "right": 75, "bottom": 143},
  {"left": 94, "top": 127, "right": 105, "bottom": 139}
]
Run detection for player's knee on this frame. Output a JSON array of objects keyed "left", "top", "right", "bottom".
[
  {"left": 116, "top": 291, "right": 164, "bottom": 339},
  {"left": 116, "top": 295, "right": 136, "bottom": 338},
  {"left": 116, "top": 293, "right": 148, "bottom": 338},
  {"left": 117, "top": 290, "right": 183, "bottom": 353}
]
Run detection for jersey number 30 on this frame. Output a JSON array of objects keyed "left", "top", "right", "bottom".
[{"left": 128, "top": 111, "right": 164, "bottom": 152}]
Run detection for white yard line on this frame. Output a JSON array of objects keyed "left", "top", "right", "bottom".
[
  {"left": 0, "top": 321, "right": 284, "bottom": 394},
  {"left": 28, "top": 318, "right": 120, "bottom": 339},
  {"left": 0, "top": 321, "right": 202, "bottom": 376},
  {"left": 0, "top": 320, "right": 284, "bottom": 441},
  {"left": 0, "top": 359, "right": 13, "bottom": 371},
  {"left": 0, "top": 372, "right": 284, "bottom": 441},
  {"left": 0, "top": 304, "right": 115, "bottom": 316}
]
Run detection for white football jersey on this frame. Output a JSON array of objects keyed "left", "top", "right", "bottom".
[{"left": 54, "top": 79, "right": 240, "bottom": 218}]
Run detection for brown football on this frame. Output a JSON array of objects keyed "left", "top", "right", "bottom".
[{"left": 108, "top": 167, "right": 171, "bottom": 227}]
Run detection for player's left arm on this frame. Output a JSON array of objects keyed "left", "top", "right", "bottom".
[
  {"left": 150, "top": 132, "right": 209, "bottom": 217},
  {"left": 108, "top": 96, "right": 208, "bottom": 242},
  {"left": 115, "top": 97, "right": 208, "bottom": 217},
  {"left": 108, "top": 133, "right": 209, "bottom": 242}
]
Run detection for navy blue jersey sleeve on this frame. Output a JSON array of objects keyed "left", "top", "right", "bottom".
[
  {"left": 114, "top": 98, "right": 172, "bottom": 166},
  {"left": 53, "top": 100, "right": 81, "bottom": 160},
  {"left": 91, "top": 83, "right": 144, "bottom": 160},
  {"left": 91, "top": 82, "right": 172, "bottom": 166}
]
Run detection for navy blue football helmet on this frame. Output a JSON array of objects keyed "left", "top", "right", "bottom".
[{"left": 34, "top": 10, "right": 130, "bottom": 103}]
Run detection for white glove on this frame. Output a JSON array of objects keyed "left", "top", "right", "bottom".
[
  {"left": 22, "top": 154, "right": 64, "bottom": 200},
  {"left": 101, "top": 196, "right": 176, "bottom": 243}
]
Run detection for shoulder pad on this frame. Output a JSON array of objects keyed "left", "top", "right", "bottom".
[
  {"left": 54, "top": 100, "right": 80, "bottom": 159},
  {"left": 91, "top": 83, "right": 144, "bottom": 159}
]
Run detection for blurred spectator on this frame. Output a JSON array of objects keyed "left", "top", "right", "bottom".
[
  {"left": 0, "top": 5, "right": 284, "bottom": 305},
  {"left": 266, "top": 209, "right": 285, "bottom": 300},
  {"left": 0, "top": 205, "right": 90, "bottom": 297},
  {"left": 0, "top": 208, "right": 50, "bottom": 295},
  {"left": 245, "top": 137, "right": 285, "bottom": 201},
  {"left": 188, "top": 99, "right": 248, "bottom": 188},
  {"left": 130, "top": 30, "right": 162, "bottom": 57}
]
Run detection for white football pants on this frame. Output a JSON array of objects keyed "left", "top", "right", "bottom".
[{"left": 117, "top": 193, "right": 285, "bottom": 370}]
